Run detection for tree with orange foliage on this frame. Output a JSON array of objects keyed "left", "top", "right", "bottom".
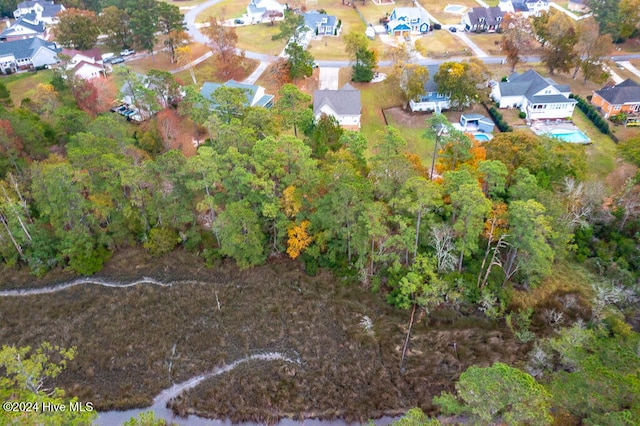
[
  {"left": 287, "top": 220, "right": 312, "bottom": 259},
  {"left": 156, "top": 109, "right": 180, "bottom": 150},
  {"left": 201, "top": 17, "right": 240, "bottom": 79}
]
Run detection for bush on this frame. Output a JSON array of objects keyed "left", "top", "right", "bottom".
[
  {"left": 488, "top": 106, "right": 513, "bottom": 132},
  {"left": 518, "top": 111, "right": 526, "bottom": 119}
]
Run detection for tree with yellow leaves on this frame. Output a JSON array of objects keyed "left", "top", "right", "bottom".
[{"left": 287, "top": 220, "right": 312, "bottom": 259}]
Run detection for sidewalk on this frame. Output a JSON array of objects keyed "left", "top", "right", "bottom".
[{"left": 616, "top": 61, "right": 640, "bottom": 80}]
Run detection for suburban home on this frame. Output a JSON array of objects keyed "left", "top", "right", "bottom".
[
  {"left": 313, "top": 84, "right": 361, "bottom": 130},
  {"left": 498, "top": 0, "right": 549, "bottom": 17},
  {"left": 567, "top": 0, "right": 590, "bottom": 13},
  {"left": 246, "top": 0, "right": 285, "bottom": 24},
  {"left": 459, "top": 114, "right": 495, "bottom": 133},
  {"left": 298, "top": 11, "right": 340, "bottom": 46},
  {"left": 60, "top": 48, "right": 105, "bottom": 79},
  {"left": 591, "top": 79, "right": 640, "bottom": 118},
  {"left": 13, "top": 0, "right": 64, "bottom": 25},
  {"left": 409, "top": 65, "right": 451, "bottom": 113},
  {"left": 0, "top": 12, "right": 47, "bottom": 41},
  {"left": 386, "top": 7, "right": 430, "bottom": 36},
  {"left": 200, "top": 80, "right": 274, "bottom": 109},
  {"left": 462, "top": 7, "right": 505, "bottom": 32},
  {"left": 0, "top": 36, "right": 59, "bottom": 74},
  {"left": 491, "top": 69, "right": 576, "bottom": 120}
]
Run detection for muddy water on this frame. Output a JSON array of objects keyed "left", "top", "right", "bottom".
[{"left": 95, "top": 352, "right": 398, "bottom": 425}]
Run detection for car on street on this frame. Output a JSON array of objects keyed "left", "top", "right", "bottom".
[
  {"left": 449, "top": 27, "right": 457, "bottom": 32},
  {"left": 120, "top": 49, "right": 135, "bottom": 56},
  {"left": 111, "top": 56, "right": 125, "bottom": 64},
  {"left": 234, "top": 19, "right": 244, "bottom": 25}
]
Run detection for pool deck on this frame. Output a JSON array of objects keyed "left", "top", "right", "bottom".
[{"left": 530, "top": 120, "right": 591, "bottom": 144}]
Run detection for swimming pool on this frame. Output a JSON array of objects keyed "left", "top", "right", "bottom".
[
  {"left": 444, "top": 4, "right": 467, "bottom": 14},
  {"left": 473, "top": 133, "right": 492, "bottom": 142},
  {"left": 548, "top": 129, "right": 590, "bottom": 144}
]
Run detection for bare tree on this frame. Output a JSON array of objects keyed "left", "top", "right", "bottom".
[{"left": 431, "top": 224, "right": 456, "bottom": 273}]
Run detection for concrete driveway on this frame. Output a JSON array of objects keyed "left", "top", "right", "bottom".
[
  {"left": 319, "top": 67, "right": 340, "bottom": 90},
  {"left": 452, "top": 31, "right": 488, "bottom": 58}
]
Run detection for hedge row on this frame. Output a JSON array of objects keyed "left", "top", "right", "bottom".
[
  {"left": 570, "top": 94, "right": 610, "bottom": 134},
  {"left": 489, "top": 106, "right": 513, "bottom": 132}
]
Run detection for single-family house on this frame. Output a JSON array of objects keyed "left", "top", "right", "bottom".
[
  {"left": 567, "top": 0, "right": 590, "bottom": 13},
  {"left": 409, "top": 64, "right": 451, "bottom": 113},
  {"left": 200, "top": 80, "right": 274, "bottom": 109},
  {"left": 591, "top": 79, "right": 640, "bottom": 118},
  {"left": 298, "top": 11, "right": 340, "bottom": 46},
  {"left": 60, "top": 48, "right": 105, "bottom": 79},
  {"left": 462, "top": 7, "right": 505, "bottom": 32},
  {"left": 13, "top": 0, "right": 64, "bottom": 25},
  {"left": 313, "top": 83, "right": 361, "bottom": 130},
  {"left": 386, "top": 7, "right": 430, "bottom": 36},
  {"left": 0, "top": 36, "right": 59, "bottom": 74},
  {"left": 246, "top": 0, "right": 285, "bottom": 24},
  {"left": 498, "top": 0, "right": 549, "bottom": 17},
  {"left": 0, "top": 12, "right": 47, "bottom": 41},
  {"left": 491, "top": 69, "right": 576, "bottom": 120},
  {"left": 459, "top": 114, "right": 495, "bottom": 133}
]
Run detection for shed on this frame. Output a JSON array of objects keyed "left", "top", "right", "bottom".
[{"left": 460, "top": 113, "right": 495, "bottom": 133}]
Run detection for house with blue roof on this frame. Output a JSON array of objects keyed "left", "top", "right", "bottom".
[
  {"left": 200, "top": 80, "right": 274, "bottom": 109},
  {"left": 386, "top": 7, "right": 430, "bottom": 36},
  {"left": 0, "top": 36, "right": 59, "bottom": 74},
  {"left": 0, "top": 12, "right": 47, "bottom": 41},
  {"left": 409, "top": 65, "right": 451, "bottom": 113},
  {"left": 13, "top": 0, "right": 64, "bottom": 25},
  {"left": 299, "top": 11, "right": 340, "bottom": 46}
]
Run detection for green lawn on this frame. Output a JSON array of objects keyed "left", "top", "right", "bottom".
[
  {"left": 572, "top": 109, "right": 618, "bottom": 180},
  {"left": 3, "top": 70, "right": 54, "bottom": 106},
  {"left": 196, "top": 0, "right": 246, "bottom": 22},
  {"left": 235, "top": 24, "right": 287, "bottom": 56}
]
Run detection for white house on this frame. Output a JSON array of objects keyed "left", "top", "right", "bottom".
[
  {"left": 246, "top": 0, "right": 285, "bottom": 24},
  {"left": 60, "top": 48, "right": 105, "bottom": 79},
  {"left": 313, "top": 84, "right": 361, "bottom": 130},
  {"left": 386, "top": 7, "right": 430, "bottom": 36},
  {"left": 498, "top": 0, "right": 549, "bottom": 17},
  {"left": 409, "top": 65, "right": 451, "bottom": 113},
  {"left": 0, "top": 12, "right": 47, "bottom": 41},
  {"left": 13, "top": 0, "right": 65, "bottom": 25},
  {"left": 0, "top": 36, "right": 59, "bottom": 74},
  {"left": 491, "top": 69, "right": 577, "bottom": 120}
]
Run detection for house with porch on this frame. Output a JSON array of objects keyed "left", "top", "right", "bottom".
[
  {"left": 498, "top": 0, "right": 549, "bottom": 17},
  {"left": 386, "top": 7, "right": 430, "bottom": 36},
  {"left": 13, "top": 0, "right": 64, "bottom": 25},
  {"left": 298, "top": 11, "right": 340, "bottom": 46},
  {"left": 200, "top": 80, "right": 274, "bottom": 109},
  {"left": 246, "top": 0, "right": 285, "bottom": 24},
  {"left": 0, "top": 12, "right": 47, "bottom": 41},
  {"left": 60, "top": 48, "right": 105, "bottom": 80},
  {"left": 313, "top": 84, "right": 361, "bottom": 130},
  {"left": 462, "top": 7, "right": 505, "bottom": 32},
  {"left": 491, "top": 69, "right": 576, "bottom": 120},
  {"left": 409, "top": 65, "right": 451, "bottom": 113},
  {"left": 0, "top": 36, "right": 59, "bottom": 74},
  {"left": 590, "top": 79, "right": 640, "bottom": 119}
]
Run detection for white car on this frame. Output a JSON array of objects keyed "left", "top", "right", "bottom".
[{"left": 120, "top": 49, "right": 135, "bottom": 56}]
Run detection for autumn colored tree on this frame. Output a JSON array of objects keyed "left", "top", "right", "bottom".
[
  {"left": 55, "top": 8, "right": 100, "bottom": 50},
  {"left": 572, "top": 18, "right": 611, "bottom": 83},
  {"left": 156, "top": 109, "right": 180, "bottom": 150},
  {"left": 434, "top": 59, "right": 488, "bottom": 109},
  {"left": 536, "top": 11, "right": 578, "bottom": 74},
  {"left": 501, "top": 13, "right": 535, "bottom": 72},
  {"left": 287, "top": 220, "right": 312, "bottom": 259},
  {"left": 202, "top": 17, "right": 240, "bottom": 79},
  {"left": 70, "top": 78, "right": 100, "bottom": 116},
  {"left": 99, "top": 6, "right": 131, "bottom": 50},
  {"left": 157, "top": 2, "right": 188, "bottom": 63},
  {"left": 285, "top": 42, "right": 314, "bottom": 80},
  {"left": 386, "top": 62, "right": 429, "bottom": 109},
  {"left": 344, "top": 31, "right": 377, "bottom": 82}
]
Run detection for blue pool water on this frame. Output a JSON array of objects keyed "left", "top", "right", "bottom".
[
  {"left": 548, "top": 129, "right": 590, "bottom": 144},
  {"left": 444, "top": 4, "right": 466, "bottom": 12},
  {"left": 473, "top": 133, "right": 491, "bottom": 141}
]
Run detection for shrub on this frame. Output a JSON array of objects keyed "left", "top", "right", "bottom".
[
  {"left": 518, "top": 111, "right": 526, "bottom": 119},
  {"left": 571, "top": 93, "right": 610, "bottom": 134},
  {"left": 488, "top": 106, "right": 513, "bottom": 132}
]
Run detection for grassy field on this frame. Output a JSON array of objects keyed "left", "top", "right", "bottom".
[
  {"left": 235, "top": 24, "right": 288, "bottom": 56},
  {"left": 416, "top": 31, "right": 472, "bottom": 58},
  {"left": 571, "top": 109, "right": 619, "bottom": 180},
  {"left": 0, "top": 247, "right": 528, "bottom": 422},
  {"left": 3, "top": 70, "right": 54, "bottom": 106},
  {"left": 466, "top": 33, "right": 505, "bottom": 56},
  {"left": 196, "top": 0, "right": 246, "bottom": 22}
]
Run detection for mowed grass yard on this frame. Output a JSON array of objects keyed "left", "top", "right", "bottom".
[
  {"left": 3, "top": 69, "right": 53, "bottom": 106},
  {"left": 415, "top": 30, "right": 472, "bottom": 58},
  {"left": 427, "top": 0, "right": 477, "bottom": 25},
  {"left": 196, "top": 0, "right": 246, "bottom": 22}
]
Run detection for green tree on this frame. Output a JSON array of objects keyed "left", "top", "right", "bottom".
[
  {"left": 344, "top": 31, "right": 376, "bottom": 82},
  {"left": 129, "top": 0, "right": 160, "bottom": 54},
  {"left": 157, "top": 2, "right": 187, "bottom": 63},
  {"left": 99, "top": 6, "right": 132, "bottom": 50},
  {"left": 0, "top": 81, "right": 12, "bottom": 109},
  {"left": 211, "top": 86, "right": 248, "bottom": 124},
  {"left": 0, "top": 343, "right": 97, "bottom": 426},
  {"left": 271, "top": 10, "right": 304, "bottom": 41},
  {"left": 450, "top": 183, "right": 492, "bottom": 272},
  {"left": 586, "top": 0, "right": 623, "bottom": 40},
  {"left": 434, "top": 362, "right": 553, "bottom": 425},
  {"left": 285, "top": 41, "right": 314, "bottom": 80},
  {"left": 536, "top": 11, "right": 578, "bottom": 74},
  {"left": 478, "top": 160, "right": 508, "bottom": 199},
  {"left": 217, "top": 200, "right": 266, "bottom": 269},
  {"left": 387, "top": 62, "right": 429, "bottom": 109},
  {"left": 54, "top": 8, "right": 100, "bottom": 50},
  {"left": 274, "top": 83, "right": 311, "bottom": 137},
  {"left": 392, "top": 408, "right": 440, "bottom": 425}
]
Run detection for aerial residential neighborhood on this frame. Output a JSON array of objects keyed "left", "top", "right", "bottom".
[{"left": 1, "top": 0, "right": 639, "bottom": 425}]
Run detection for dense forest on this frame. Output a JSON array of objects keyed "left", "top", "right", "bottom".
[{"left": 1, "top": 65, "right": 639, "bottom": 422}]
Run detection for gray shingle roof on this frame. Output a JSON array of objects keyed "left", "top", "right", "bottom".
[
  {"left": 0, "top": 36, "right": 59, "bottom": 60},
  {"left": 594, "top": 79, "right": 640, "bottom": 105},
  {"left": 303, "top": 11, "right": 337, "bottom": 30},
  {"left": 498, "top": 69, "right": 574, "bottom": 104},
  {"left": 467, "top": 6, "right": 505, "bottom": 26},
  {"left": 313, "top": 83, "right": 361, "bottom": 116}
]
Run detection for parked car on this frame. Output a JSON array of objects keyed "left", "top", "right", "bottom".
[
  {"left": 433, "top": 23, "right": 442, "bottom": 30},
  {"left": 111, "top": 56, "right": 125, "bottom": 64},
  {"left": 110, "top": 104, "right": 126, "bottom": 112},
  {"left": 120, "top": 49, "right": 135, "bottom": 56},
  {"left": 449, "top": 27, "right": 457, "bottom": 32},
  {"left": 234, "top": 19, "right": 244, "bottom": 25}
]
